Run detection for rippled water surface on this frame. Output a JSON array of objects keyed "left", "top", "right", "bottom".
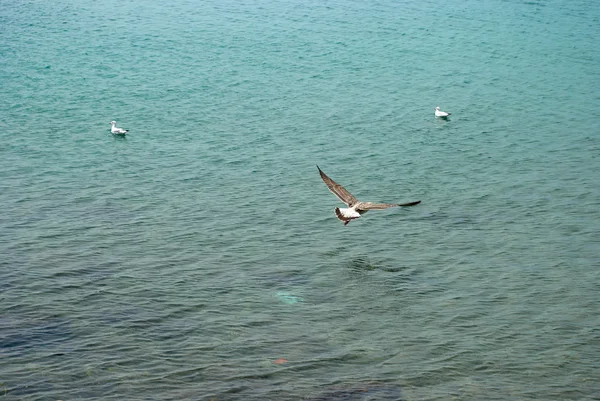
[{"left": 1, "top": 0, "right": 599, "bottom": 399}]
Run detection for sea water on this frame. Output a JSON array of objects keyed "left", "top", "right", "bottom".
[{"left": 1, "top": 0, "right": 599, "bottom": 399}]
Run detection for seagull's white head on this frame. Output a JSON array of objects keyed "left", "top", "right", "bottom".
[
  {"left": 110, "top": 121, "right": 116, "bottom": 125},
  {"left": 435, "top": 107, "right": 440, "bottom": 110}
]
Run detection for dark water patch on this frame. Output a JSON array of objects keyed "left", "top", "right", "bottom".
[
  {"left": 5, "top": 379, "right": 56, "bottom": 399},
  {"left": 344, "top": 256, "right": 415, "bottom": 275},
  {"left": 0, "top": 316, "right": 73, "bottom": 357},
  {"left": 306, "top": 381, "right": 403, "bottom": 401},
  {"left": 345, "top": 257, "right": 379, "bottom": 272}
]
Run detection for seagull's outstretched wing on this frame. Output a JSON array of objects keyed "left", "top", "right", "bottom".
[
  {"left": 358, "top": 200, "right": 421, "bottom": 210},
  {"left": 317, "top": 166, "right": 359, "bottom": 207}
]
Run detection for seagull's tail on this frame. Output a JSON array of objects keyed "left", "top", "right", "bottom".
[{"left": 335, "top": 207, "right": 361, "bottom": 223}]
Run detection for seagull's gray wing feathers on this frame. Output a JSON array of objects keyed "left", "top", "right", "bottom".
[
  {"left": 357, "top": 202, "right": 398, "bottom": 210},
  {"left": 357, "top": 200, "right": 421, "bottom": 211},
  {"left": 317, "top": 166, "right": 359, "bottom": 207}
]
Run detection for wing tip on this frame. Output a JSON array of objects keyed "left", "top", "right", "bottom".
[{"left": 398, "top": 200, "right": 421, "bottom": 207}]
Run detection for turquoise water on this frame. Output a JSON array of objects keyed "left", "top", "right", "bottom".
[{"left": 1, "top": 0, "right": 599, "bottom": 399}]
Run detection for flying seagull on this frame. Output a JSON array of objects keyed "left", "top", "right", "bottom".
[
  {"left": 317, "top": 166, "right": 421, "bottom": 226},
  {"left": 434, "top": 106, "right": 451, "bottom": 118},
  {"left": 110, "top": 121, "right": 128, "bottom": 135}
]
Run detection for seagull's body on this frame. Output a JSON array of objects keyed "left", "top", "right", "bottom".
[
  {"left": 110, "top": 121, "right": 128, "bottom": 135},
  {"left": 317, "top": 166, "right": 421, "bottom": 225},
  {"left": 435, "top": 106, "right": 451, "bottom": 118}
]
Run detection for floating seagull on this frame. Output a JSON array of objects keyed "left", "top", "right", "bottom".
[
  {"left": 317, "top": 166, "right": 421, "bottom": 226},
  {"left": 110, "top": 121, "right": 128, "bottom": 135},
  {"left": 434, "top": 106, "right": 451, "bottom": 118}
]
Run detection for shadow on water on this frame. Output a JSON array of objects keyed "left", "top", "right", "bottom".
[
  {"left": 345, "top": 256, "right": 411, "bottom": 274},
  {"left": 110, "top": 133, "right": 128, "bottom": 142},
  {"left": 346, "top": 257, "right": 379, "bottom": 272}
]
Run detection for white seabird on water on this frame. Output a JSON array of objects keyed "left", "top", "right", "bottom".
[
  {"left": 317, "top": 166, "right": 421, "bottom": 226},
  {"left": 434, "top": 106, "right": 451, "bottom": 118},
  {"left": 110, "top": 121, "right": 128, "bottom": 135}
]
